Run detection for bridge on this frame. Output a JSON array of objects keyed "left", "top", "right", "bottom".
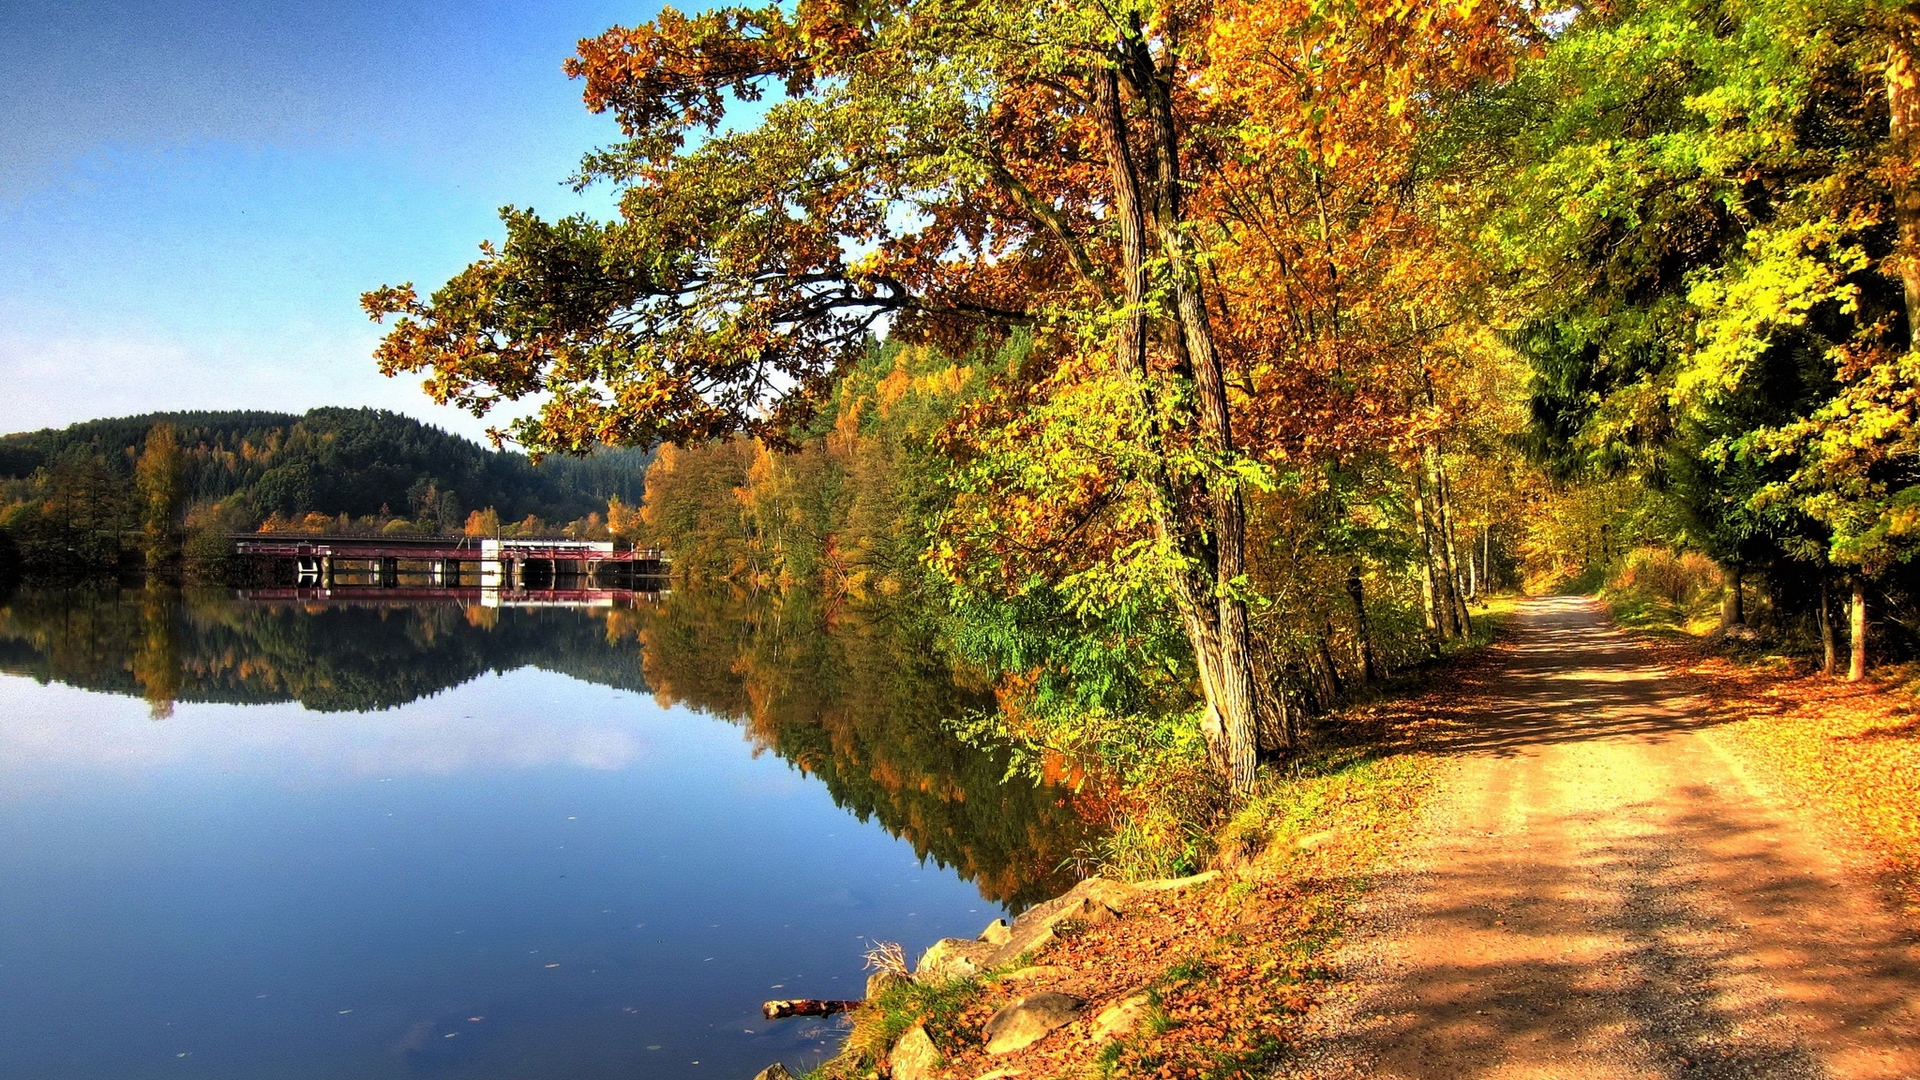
[{"left": 233, "top": 535, "right": 669, "bottom": 604}]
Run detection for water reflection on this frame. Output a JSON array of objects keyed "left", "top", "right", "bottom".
[
  {"left": 630, "top": 589, "right": 1090, "bottom": 907},
  {"left": 0, "top": 584, "right": 1090, "bottom": 906}
]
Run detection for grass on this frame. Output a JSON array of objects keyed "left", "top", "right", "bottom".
[{"left": 805, "top": 971, "right": 988, "bottom": 1080}]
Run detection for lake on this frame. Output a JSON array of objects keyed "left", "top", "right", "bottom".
[{"left": 0, "top": 585, "right": 1093, "bottom": 1080}]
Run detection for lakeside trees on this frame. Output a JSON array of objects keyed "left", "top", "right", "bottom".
[
  {"left": 366, "top": 0, "right": 1920, "bottom": 801},
  {"left": 365, "top": 0, "right": 1540, "bottom": 796}
]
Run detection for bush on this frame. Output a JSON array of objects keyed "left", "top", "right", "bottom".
[{"left": 1610, "top": 548, "right": 1722, "bottom": 607}]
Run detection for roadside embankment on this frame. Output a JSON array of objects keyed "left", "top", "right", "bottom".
[{"left": 781, "top": 609, "right": 1517, "bottom": 1080}]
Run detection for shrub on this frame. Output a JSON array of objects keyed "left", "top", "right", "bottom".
[{"left": 1610, "top": 547, "right": 1722, "bottom": 607}]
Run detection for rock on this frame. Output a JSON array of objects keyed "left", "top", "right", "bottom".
[
  {"left": 1090, "top": 994, "right": 1151, "bottom": 1042},
  {"left": 752, "top": 1065, "right": 795, "bottom": 1080},
  {"left": 1057, "top": 895, "right": 1120, "bottom": 928},
  {"left": 1294, "top": 829, "right": 1335, "bottom": 851},
  {"left": 1072, "top": 877, "right": 1139, "bottom": 912},
  {"left": 979, "top": 918, "right": 1011, "bottom": 946},
  {"left": 890, "top": 1025, "right": 943, "bottom": 1080},
  {"left": 977, "top": 880, "right": 1129, "bottom": 969},
  {"left": 990, "top": 919, "right": 1057, "bottom": 965},
  {"left": 866, "top": 969, "right": 907, "bottom": 999},
  {"left": 983, "top": 992, "right": 1082, "bottom": 1054},
  {"left": 915, "top": 937, "right": 994, "bottom": 983}
]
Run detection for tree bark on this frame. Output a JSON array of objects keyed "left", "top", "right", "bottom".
[
  {"left": 1129, "top": 32, "right": 1262, "bottom": 795},
  {"left": 763, "top": 999, "right": 859, "bottom": 1020},
  {"left": 1316, "top": 622, "right": 1345, "bottom": 704},
  {"left": 1412, "top": 474, "right": 1446, "bottom": 640},
  {"left": 1092, "top": 62, "right": 1256, "bottom": 795},
  {"left": 1819, "top": 575, "right": 1838, "bottom": 677},
  {"left": 1346, "top": 566, "right": 1378, "bottom": 684},
  {"left": 1888, "top": 10, "right": 1920, "bottom": 345},
  {"left": 1849, "top": 577, "right": 1868, "bottom": 681},
  {"left": 1433, "top": 449, "right": 1473, "bottom": 636},
  {"left": 1719, "top": 564, "right": 1745, "bottom": 629}
]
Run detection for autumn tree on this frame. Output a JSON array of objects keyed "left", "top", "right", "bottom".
[
  {"left": 365, "top": 0, "right": 1542, "bottom": 793},
  {"left": 135, "top": 423, "right": 187, "bottom": 567}
]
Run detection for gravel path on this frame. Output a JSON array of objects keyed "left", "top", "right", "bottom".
[{"left": 1286, "top": 597, "right": 1920, "bottom": 1080}]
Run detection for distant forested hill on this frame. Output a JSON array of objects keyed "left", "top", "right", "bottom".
[{"left": 0, "top": 407, "right": 649, "bottom": 523}]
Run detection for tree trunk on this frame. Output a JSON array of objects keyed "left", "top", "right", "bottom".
[
  {"left": 1092, "top": 63, "right": 1256, "bottom": 795},
  {"left": 1127, "top": 35, "right": 1262, "bottom": 794},
  {"left": 1433, "top": 449, "right": 1473, "bottom": 636},
  {"left": 1819, "top": 575, "right": 1838, "bottom": 677},
  {"left": 1346, "top": 566, "right": 1378, "bottom": 684},
  {"left": 1719, "top": 564, "right": 1745, "bottom": 629},
  {"left": 1316, "top": 622, "right": 1345, "bottom": 704},
  {"left": 1412, "top": 474, "right": 1447, "bottom": 639},
  {"left": 1849, "top": 577, "right": 1868, "bottom": 681},
  {"left": 1416, "top": 464, "right": 1463, "bottom": 638},
  {"left": 1483, "top": 525, "right": 1493, "bottom": 593},
  {"left": 763, "top": 999, "right": 859, "bottom": 1020},
  {"left": 1889, "top": 13, "right": 1920, "bottom": 345}
]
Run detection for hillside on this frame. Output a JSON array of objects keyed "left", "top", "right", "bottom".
[
  {"left": 0, "top": 407, "right": 649, "bottom": 524},
  {"left": 0, "top": 408, "right": 652, "bottom": 577}
]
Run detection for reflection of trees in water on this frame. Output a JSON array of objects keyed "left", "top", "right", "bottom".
[
  {"left": 0, "top": 586, "right": 651, "bottom": 713},
  {"left": 627, "top": 588, "right": 1094, "bottom": 908},
  {"left": 0, "top": 585, "right": 1095, "bottom": 905}
]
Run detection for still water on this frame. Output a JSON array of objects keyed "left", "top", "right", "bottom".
[{"left": 0, "top": 587, "right": 1092, "bottom": 1080}]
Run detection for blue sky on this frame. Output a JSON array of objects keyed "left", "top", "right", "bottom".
[{"left": 0, "top": 0, "right": 666, "bottom": 442}]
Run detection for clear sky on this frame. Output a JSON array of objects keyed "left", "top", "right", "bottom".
[{"left": 0, "top": 0, "right": 666, "bottom": 442}]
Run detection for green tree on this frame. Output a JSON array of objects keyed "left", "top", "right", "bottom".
[
  {"left": 135, "top": 423, "right": 187, "bottom": 566},
  {"left": 1486, "top": 0, "right": 1920, "bottom": 670}
]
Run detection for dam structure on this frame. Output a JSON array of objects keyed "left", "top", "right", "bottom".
[{"left": 232, "top": 535, "right": 670, "bottom": 606}]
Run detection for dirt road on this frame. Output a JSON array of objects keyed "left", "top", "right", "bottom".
[{"left": 1294, "top": 597, "right": 1920, "bottom": 1080}]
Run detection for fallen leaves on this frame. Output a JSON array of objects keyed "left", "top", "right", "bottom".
[{"left": 1653, "top": 645, "right": 1920, "bottom": 914}]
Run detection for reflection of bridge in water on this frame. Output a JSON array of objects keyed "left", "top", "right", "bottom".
[{"left": 233, "top": 535, "right": 670, "bottom": 607}]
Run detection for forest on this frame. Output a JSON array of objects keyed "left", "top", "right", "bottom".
[
  {"left": 0, "top": 407, "right": 650, "bottom": 577},
  {"left": 361, "top": 0, "right": 1920, "bottom": 852}
]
